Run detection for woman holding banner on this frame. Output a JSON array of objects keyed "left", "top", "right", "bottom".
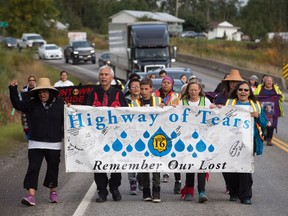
[
  {"left": 254, "top": 76, "right": 285, "bottom": 146},
  {"left": 226, "top": 81, "right": 267, "bottom": 204},
  {"left": 179, "top": 81, "right": 215, "bottom": 203}
]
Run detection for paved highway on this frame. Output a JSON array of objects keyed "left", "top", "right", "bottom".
[{"left": 1, "top": 53, "right": 287, "bottom": 216}]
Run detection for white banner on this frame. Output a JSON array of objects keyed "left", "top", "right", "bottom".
[{"left": 64, "top": 105, "right": 254, "bottom": 173}]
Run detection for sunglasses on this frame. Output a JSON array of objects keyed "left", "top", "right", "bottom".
[{"left": 238, "top": 88, "right": 249, "bottom": 92}]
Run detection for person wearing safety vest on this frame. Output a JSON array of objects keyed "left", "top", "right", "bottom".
[
  {"left": 154, "top": 76, "right": 180, "bottom": 106},
  {"left": 179, "top": 81, "right": 216, "bottom": 203},
  {"left": 254, "top": 75, "right": 285, "bottom": 146},
  {"left": 154, "top": 76, "right": 181, "bottom": 186},
  {"left": 225, "top": 81, "right": 267, "bottom": 205},
  {"left": 125, "top": 78, "right": 141, "bottom": 195},
  {"left": 126, "top": 78, "right": 141, "bottom": 107},
  {"left": 139, "top": 78, "right": 162, "bottom": 203}
]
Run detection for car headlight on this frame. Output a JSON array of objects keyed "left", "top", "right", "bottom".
[
  {"left": 90, "top": 50, "right": 95, "bottom": 54},
  {"left": 133, "top": 60, "right": 138, "bottom": 64},
  {"left": 73, "top": 51, "right": 79, "bottom": 54}
]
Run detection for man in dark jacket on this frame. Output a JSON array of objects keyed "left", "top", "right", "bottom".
[{"left": 86, "top": 65, "right": 128, "bottom": 203}]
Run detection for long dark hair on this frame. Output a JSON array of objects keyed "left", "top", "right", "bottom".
[{"left": 228, "top": 81, "right": 257, "bottom": 102}]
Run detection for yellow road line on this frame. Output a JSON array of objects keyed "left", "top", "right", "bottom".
[{"left": 272, "top": 137, "right": 288, "bottom": 152}]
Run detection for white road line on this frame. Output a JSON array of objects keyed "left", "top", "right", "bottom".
[{"left": 72, "top": 182, "right": 95, "bottom": 216}]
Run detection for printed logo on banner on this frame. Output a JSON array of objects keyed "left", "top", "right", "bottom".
[{"left": 103, "top": 127, "right": 215, "bottom": 158}]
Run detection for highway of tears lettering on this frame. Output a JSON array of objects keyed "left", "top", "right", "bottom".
[{"left": 64, "top": 105, "right": 254, "bottom": 173}]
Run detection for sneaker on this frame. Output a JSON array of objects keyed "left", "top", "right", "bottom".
[
  {"left": 162, "top": 173, "right": 170, "bottom": 183},
  {"left": 110, "top": 189, "right": 122, "bottom": 201},
  {"left": 96, "top": 189, "right": 108, "bottom": 203},
  {"left": 49, "top": 191, "right": 58, "bottom": 203},
  {"left": 21, "top": 194, "right": 36, "bottom": 206},
  {"left": 229, "top": 195, "right": 238, "bottom": 201},
  {"left": 180, "top": 186, "right": 194, "bottom": 201},
  {"left": 240, "top": 198, "right": 252, "bottom": 205},
  {"left": 152, "top": 192, "right": 161, "bottom": 203},
  {"left": 174, "top": 181, "right": 181, "bottom": 194},
  {"left": 152, "top": 186, "right": 161, "bottom": 203},
  {"left": 199, "top": 192, "right": 208, "bottom": 203},
  {"left": 129, "top": 182, "right": 137, "bottom": 195},
  {"left": 183, "top": 193, "right": 193, "bottom": 201},
  {"left": 143, "top": 187, "right": 152, "bottom": 201}
]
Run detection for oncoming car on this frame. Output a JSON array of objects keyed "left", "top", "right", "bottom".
[
  {"left": 38, "top": 44, "right": 63, "bottom": 60},
  {"left": 147, "top": 67, "right": 203, "bottom": 87},
  {"left": 98, "top": 51, "right": 110, "bottom": 67},
  {"left": 147, "top": 67, "right": 194, "bottom": 81}
]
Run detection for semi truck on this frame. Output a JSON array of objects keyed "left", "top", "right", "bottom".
[{"left": 109, "top": 22, "right": 177, "bottom": 79}]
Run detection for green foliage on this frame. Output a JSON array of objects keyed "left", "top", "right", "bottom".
[
  {"left": 0, "top": 122, "right": 26, "bottom": 157},
  {"left": 1, "top": 0, "right": 288, "bottom": 39},
  {"left": 137, "top": 16, "right": 157, "bottom": 22},
  {"left": 0, "top": 0, "right": 59, "bottom": 37},
  {"left": 173, "top": 38, "right": 285, "bottom": 76}
]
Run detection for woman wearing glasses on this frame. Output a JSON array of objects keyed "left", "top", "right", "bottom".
[{"left": 225, "top": 81, "right": 267, "bottom": 204}]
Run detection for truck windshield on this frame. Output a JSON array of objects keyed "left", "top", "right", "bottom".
[
  {"left": 135, "top": 47, "right": 169, "bottom": 59},
  {"left": 27, "top": 35, "right": 43, "bottom": 40},
  {"left": 72, "top": 41, "right": 91, "bottom": 48}
]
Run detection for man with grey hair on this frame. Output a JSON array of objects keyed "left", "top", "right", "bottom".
[{"left": 86, "top": 65, "right": 128, "bottom": 202}]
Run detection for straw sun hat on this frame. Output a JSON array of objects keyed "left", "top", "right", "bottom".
[
  {"left": 222, "top": 69, "right": 244, "bottom": 82},
  {"left": 29, "top": 78, "right": 59, "bottom": 96}
]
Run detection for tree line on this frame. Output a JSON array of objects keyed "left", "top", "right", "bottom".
[{"left": 0, "top": 0, "right": 287, "bottom": 41}]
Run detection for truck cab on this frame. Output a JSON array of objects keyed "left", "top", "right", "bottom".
[
  {"left": 109, "top": 22, "right": 176, "bottom": 79},
  {"left": 128, "top": 23, "right": 175, "bottom": 72},
  {"left": 18, "top": 33, "right": 46, "bottom": 49},
  {"left": 64, "top": 40, "right": 96, "bottom": 65}
]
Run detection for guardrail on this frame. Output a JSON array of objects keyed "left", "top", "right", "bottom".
[{"left": 177, "top": 53, "right": 287, "bottom": 91}]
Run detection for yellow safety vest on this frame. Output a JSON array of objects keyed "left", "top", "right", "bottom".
[{"left": 226, "top": 99, "right": 264, "bottom": 140}]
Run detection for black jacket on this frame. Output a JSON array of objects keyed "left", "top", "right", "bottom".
[
  {"left": 86, "top": 85, "right": 128, "bottom": 107},
  {"left": 9, "top": 85, "right": 64, "bottom": 142}
]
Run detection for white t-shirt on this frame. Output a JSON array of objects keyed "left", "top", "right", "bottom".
[
  {"left": 180, "top": 97, "right": 211, "bottom": 108},
  {"left": 28, "top": 140, "right": 62, "bottom": 150},
  {"left": 54, "top": 80, "right": 74, "bottom": 87}
]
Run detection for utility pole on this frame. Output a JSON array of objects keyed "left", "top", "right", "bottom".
[{"left": 175, "top": 0, "right": 179, "bottom": 17}]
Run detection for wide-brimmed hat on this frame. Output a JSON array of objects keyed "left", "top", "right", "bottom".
[
  {"left": 29, "top": 78, "right": 59, "bottom": 96},
  {"left": 222, "top": 69, "right": 244, "bottom": 82}
]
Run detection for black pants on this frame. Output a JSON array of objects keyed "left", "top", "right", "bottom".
[
  {"left": 185, "top": 173, "right": 206, "bottom": 192},
  {"left": 141, "top": 172, "right": 160, "bottom": 188},
  {"left": 174, "top": 173, "right": 181, "bottom": 181},
  {"left": 266, "top": 126, "right": 274, "bottom": 139},
  {"left": 24, "top": 149, "right": 61, "bottom": 190},
  {"left": 225, "top": 172, "right": 253, "bottom": 200},
  {"left": 94, "top": 173, "right": 121, "bottom": 191}
]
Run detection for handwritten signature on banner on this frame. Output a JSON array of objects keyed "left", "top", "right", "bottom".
[{"left": 64, "top": 105, "right": 254, "bottom": 173}]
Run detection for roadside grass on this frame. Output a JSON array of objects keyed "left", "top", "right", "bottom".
[
  {"left": 171, "top": 38, "right": 287, "bottom": 77},
  {"left": 0, "top": 122, "right": 26, "bottom": 157},
  {"left": 0, "top": 50, "right": 80, "bottom": 157}
]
